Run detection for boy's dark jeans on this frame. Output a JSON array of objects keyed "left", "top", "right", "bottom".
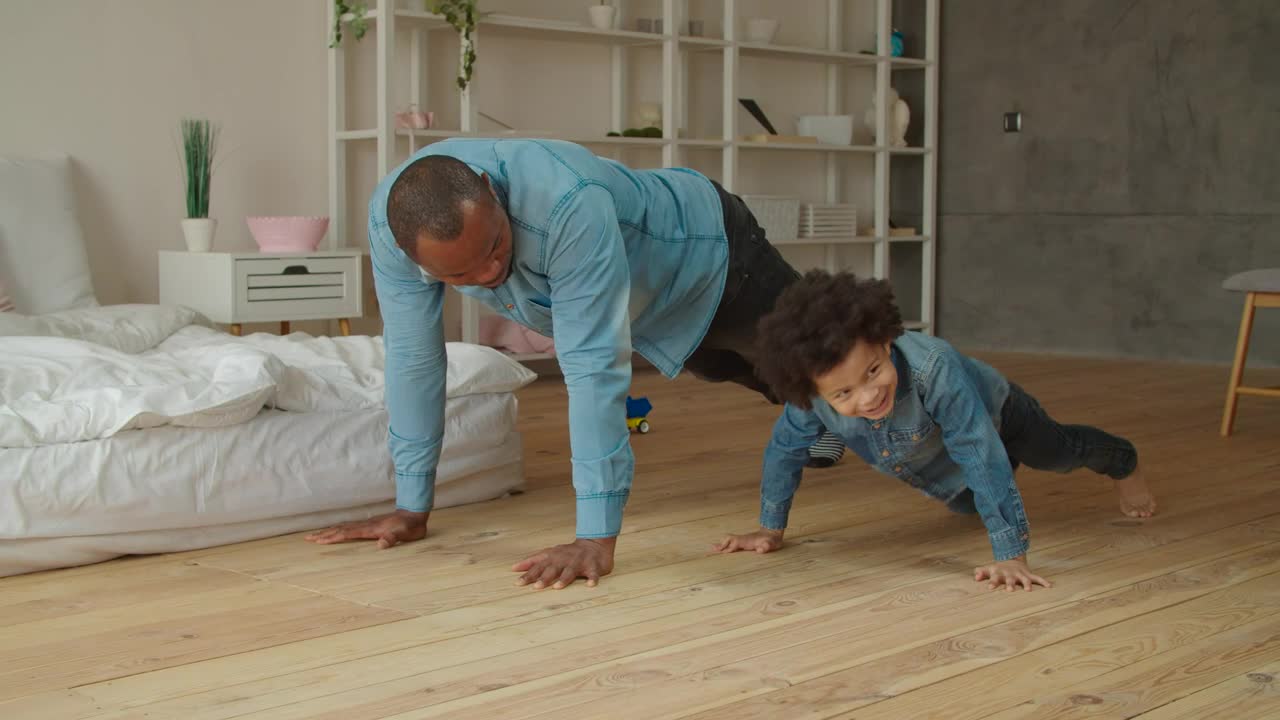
[
  {"left": 947, "top": 383, "right": 1139, "bottom": 516},
  {"left": 999, "top": 382, "right": 1138, "bottom": 480},
  {"left": 683, "top": 180, "right": 800, "bottom": 403}
]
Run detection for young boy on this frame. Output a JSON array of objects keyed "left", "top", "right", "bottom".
[{"left": 713, "top": 271, "right": 1156, "bottom": 591}]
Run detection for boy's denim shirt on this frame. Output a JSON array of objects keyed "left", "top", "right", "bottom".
[
  {"left": 760, "top": 331, "right": 1031, "bottom": 561},
  {"left": 368, "top": 138, "right": 728, "bottom": 539}
]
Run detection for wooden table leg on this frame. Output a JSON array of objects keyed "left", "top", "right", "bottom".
[
  {"left": 280, "top": 321, "right": 291, "bottom": 335},
  {"left": 230, "top": 323, "right": 242, "bottom": 337},
  {"left": 338, "top": 318, "right": 351, "bottom": 336},
  {"left": 1221, "top": 292, "right": 1256, "bottom": 437}
]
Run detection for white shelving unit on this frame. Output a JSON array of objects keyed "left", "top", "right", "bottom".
[{"left": 328, "top": 0, "right": 939, "bottom": 363}]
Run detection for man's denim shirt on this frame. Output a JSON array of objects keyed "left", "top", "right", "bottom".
[
  {"left": 368, "top": 139, "right": 728, "bottom": 538},
  {"left": 760, "top": 331, "right": 1030, "bottom": 561}
]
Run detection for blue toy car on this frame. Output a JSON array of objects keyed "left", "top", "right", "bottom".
[{"left": 626, "top": 395, "right": 653, "bottom": 434}]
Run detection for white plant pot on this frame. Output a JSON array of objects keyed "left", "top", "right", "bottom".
[
  {"left": 181, "top": 217, "right": 216, "bottom": 253},
  {"left": 588, "top": 5, "right": 616, "bottom": 30}
]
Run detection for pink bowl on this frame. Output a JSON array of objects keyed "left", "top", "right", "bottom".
[
  {"left": 246, "top": 216, "right": 330, "bottom": 252},
  {"left": 395, "top": 110, "right": 435, "bottom": 130}
]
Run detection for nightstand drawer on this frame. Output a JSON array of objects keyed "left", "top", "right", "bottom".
[
  {"left": 246, "top": 272, "right": 344, "bottom": 289},
  {"left": 233, "top": 255, "right": 360, "bottom": 322},
  {"left": 235, "top": 257, "right": 354, "bottom": 278},
  {"left": 247, "top": 286, "right": 346, "bottom": 302}
]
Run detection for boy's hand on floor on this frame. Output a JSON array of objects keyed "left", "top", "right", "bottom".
[
  {"left": 973, "top": 556, "right": 1051, "bottom": 592},
  {"left": 305, "top": 510, "right": 428, "bottom": 549},
  {"left": 512, "top": 537, "right": 616, "bottom": 589},
  {"left": 711, "top": 528, "right": 785, "bottom": 554}
]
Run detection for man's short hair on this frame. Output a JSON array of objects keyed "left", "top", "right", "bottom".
[{"left": 387, "top": 154, "right": 491, "bottom": 258}]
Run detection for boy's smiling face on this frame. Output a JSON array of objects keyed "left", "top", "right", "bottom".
[{"left": 813, "top": 339, "right": 898, "bottom": 419}]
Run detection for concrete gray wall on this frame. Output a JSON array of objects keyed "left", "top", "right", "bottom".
[{"left": 935, "top": 0, "right": 1280, "bottom": 365}]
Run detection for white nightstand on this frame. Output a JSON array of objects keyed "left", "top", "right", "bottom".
[{"left": 158, "top": 249, "right": 364, "bottom": 336}]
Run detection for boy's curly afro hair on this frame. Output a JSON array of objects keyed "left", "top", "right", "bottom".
[{"left": 754, "top": 270, "right": 904, "bottom": 409}]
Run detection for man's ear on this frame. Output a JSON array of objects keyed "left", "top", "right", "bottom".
[{"left": 481, "top": 172, "right": 498, "bottom": 201}]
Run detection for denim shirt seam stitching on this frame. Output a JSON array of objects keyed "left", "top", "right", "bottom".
[
  {"left": 533, "top": 141, "right": 588, "bottom": 181},
  {"left": 577, "top": 490, "right": 631, "bottom": 499},
  {"left": 510, "top": 215, "right": 545, "bottom": 237}
]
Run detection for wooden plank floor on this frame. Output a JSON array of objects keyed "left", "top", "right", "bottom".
[{"left": 3, "top": 352, "right": 1279, "bottom": 720}]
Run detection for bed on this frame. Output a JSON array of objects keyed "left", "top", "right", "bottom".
[
  {"left": 0, "top": 303, "right": 536, "bottom": 577},
  {"left": 0, "top": 153, "right": 539, "bottom": 576}
]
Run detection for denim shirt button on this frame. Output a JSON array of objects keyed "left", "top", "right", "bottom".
[
  {"left": 894, "top": 465, "right": 902, "bottom": 473},
  {"left": 873, "top": 423, "right": 882, "bottom": 430},
  {"left": 912, "top": 434, "right": 920, "bottom": 441},
  {"left": 506, "top": 304, "right": 514, "bottom": 310},
  {"left": 881, "top": 449, "right": 890, "bottom": 458}
]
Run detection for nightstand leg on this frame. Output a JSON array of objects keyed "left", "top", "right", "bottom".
[
  {"left": 230, "top": 324, "right": 242, "bottom": 337},
  {"left": 280, "top": 321, "right": 291, "bottom": 335},
  {"left": 339, "top": 318, "right": 351, "bottom": 336}
]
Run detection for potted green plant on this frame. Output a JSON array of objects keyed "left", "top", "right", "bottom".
[
  {"left": 179, "top": 118, "right": 220, "bottom": 252},
  {"left": 433, "top": 0, "right": 480, "bottom": 91}
]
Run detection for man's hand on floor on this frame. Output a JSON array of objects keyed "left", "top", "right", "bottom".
[
  {"left": 513, "top": 537, "right": 617, "bottom": 589},
  {"left": 305, "top": 509, "right": 429, "bottom": 548}
]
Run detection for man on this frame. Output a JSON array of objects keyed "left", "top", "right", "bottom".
[{"left": 306, "top": 138, "right": 843, "bottom": 588}]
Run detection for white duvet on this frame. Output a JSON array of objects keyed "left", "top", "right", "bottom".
[
  {"left": 0, "top": 304, "right": 537, "bottom": 447},
  {"left": 0, "top": 304, "right": 538, "bottom": 575}
]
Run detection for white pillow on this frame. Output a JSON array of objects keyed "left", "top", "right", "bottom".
[
  {"left": 0, "top": 304, "right": 205, "bottom": 354},
  {"left": 0, "top": 154, "right": 98, "bottom": 314},
  {"left": 445, "top": 342, "right": 539, "bottom": 396}
]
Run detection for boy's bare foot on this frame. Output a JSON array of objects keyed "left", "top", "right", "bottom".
[{"left": 1115, "top": 465, "right": 1157, "bottom": 518}]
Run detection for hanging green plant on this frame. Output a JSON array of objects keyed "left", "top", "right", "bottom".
[
  {"left": 330, "top": 0, "right": 369, "bottom": 48},
  {"left": 432, "top": 0, "right": 480, "bottom": 91}
]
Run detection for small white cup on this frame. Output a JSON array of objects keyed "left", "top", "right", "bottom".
[{"left": 588, "top": 5, "right": 616, "bottom": 30}]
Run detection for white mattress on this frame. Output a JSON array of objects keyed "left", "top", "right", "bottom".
[
  {"left": 0, "top": 304, "right": 537, "bottom": 576},
  {"left": 0, "top": 397, "right": 524, "bottom": 577}
]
